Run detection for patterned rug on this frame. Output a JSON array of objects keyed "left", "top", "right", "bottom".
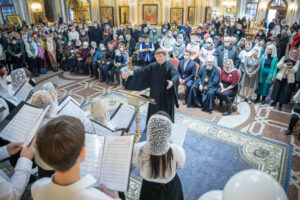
[{"left": 89, "top": 92, "right": 293, "bottom": 200}]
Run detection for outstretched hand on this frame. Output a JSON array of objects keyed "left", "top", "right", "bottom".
[
  {"left": 121, "top": 71, "right": 131, "bottom": 80},
  {"left": 166, "top": 80, "right": 173, "bottom": 90}
]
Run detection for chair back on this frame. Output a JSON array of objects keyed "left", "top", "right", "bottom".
[
  {"left": 237, "top": 70, "right": 242, "bottom": 83},
  {"left": 169, "top": 58, "right": 179, "bottom": 69},
  {"left": 129, "top": 57, "right": 132, "bottom": 70}
]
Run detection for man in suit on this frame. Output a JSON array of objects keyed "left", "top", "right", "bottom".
[
  {"left": 177, "top": 51, "right": 196, "bottom": 105},
  {"left": 214, "top": 36, "right": 240, "bottom": 69}
]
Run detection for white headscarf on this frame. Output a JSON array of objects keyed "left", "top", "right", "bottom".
[
  {"left": 145, "top": 114, "right": 172, "bottom": 156},
  {"left": 31, "top": 90, "right": 54, "bottom": 118},
  {"left": 42, "top": 82, "right": 58, "bottom": 115},
  {"left": 251, "top": 47, "right": 260, "bottom": 57},
  {"left": 265, "top": 44, "right": 277, "bottom": 58},
  {"left": 224, "top": 59, "right": 237, "bottom": 73},
  {"left": 10, "top": 68, "right": 27, "bottom": 92},
  {"left": 204, "top": 37, "right": 214, "bottom": 50},
  {"left": 90, "top": 98, "right": 115, "bottom": 130}
]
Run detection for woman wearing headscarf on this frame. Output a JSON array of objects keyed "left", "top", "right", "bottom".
[
  {"left": 254, "top": 29, "right": 266, "bottom": 41},
  {"left": 90, "top": 98, "right": 116, "bottom": 130},
  {"left": 237, "top": 38, "right": 246, "bottom": 52},
  {"left": 186, "top": 34, "right": 200, "bottom": 62},
  {"left": 216, "top": 59, "right": 239, "bottom": 115},
  {"left": 271, "top": 48, "right": 299, "bottom": 110},
  {"left": 31, "top": 89, "right": 57, "bottom": 178},
  {"left": 239, "top": 41, "right": 253, "bottom": 71},
  {"left": 41, "top": 82, "right": 58, "bottom": 116},
  {"left": 240, "top": 47, "right": 261, "bottom": 103},
  {"left": 8, "top": 68, "right": 27, "bottom": 95},
  {"left": 45, "top": 35, "right": 58, "bottom": 72},
  {"left": 172, "top": 33, "right": 186, "bottom": 60},
  {"left": 132, "top": 112, "right": 185, "bottom": 200},
  {"left": 198, "top": 37, "right": 215, "bottom": 67},
  {"left": 255, "top": 44, "right": 278, "bottom": 104}
]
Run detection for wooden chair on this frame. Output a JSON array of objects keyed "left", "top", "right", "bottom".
[
  {"left": 119, "top": 56, "right": 133, "bottom": 86},
  {"left": 129, "top": 57, "right": 132, "bottom": 71},
  {"left": 169, "top": 58, "right": 179, "bottom": 70},
  {"left": 233, "top": 70, "right": 243, "bottom": 108}
]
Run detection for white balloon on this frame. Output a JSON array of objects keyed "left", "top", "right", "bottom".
[
  {"left": 198, "top": 190, "right": 222, "bottom": 200},
  {"left": 223, "top": 169, "right": 288, "bottom": 200}
]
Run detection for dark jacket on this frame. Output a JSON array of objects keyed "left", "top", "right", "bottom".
[
  {"left": 214, "top": 44, "right": 240, "bottom": 69},
  {"left": 177, "top": 59, "right": 196, "bottom": 82}
]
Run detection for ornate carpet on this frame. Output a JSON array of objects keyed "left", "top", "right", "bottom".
[{"left": 89, "top": 92, "right": 293, "bottom": 200}]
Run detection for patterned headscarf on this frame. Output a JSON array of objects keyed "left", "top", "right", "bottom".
[
  {"left": 11, "top": 68, "right": 27, "bottom": 90},
  {"left": 145, "top": 114, "right": 172, "bottom": 156},
  {"left": 31, "top": 90, "right": 53, "bottom": 110}
]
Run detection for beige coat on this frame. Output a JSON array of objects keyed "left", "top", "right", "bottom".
[{"left": 276, "top": 56, "right": 299, "bottom": 84}]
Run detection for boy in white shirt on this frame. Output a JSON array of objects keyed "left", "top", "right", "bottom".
[
  {"left": 0, "top": 141, "right": 35, "bottom": 200},
  {"left": 31, "top": 115, "right": 120, "bottom": 200}
]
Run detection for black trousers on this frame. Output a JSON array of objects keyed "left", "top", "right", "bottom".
[
  {"left": 288, "top": 114, "right": 299, "bottom": 131},
  {"left": 28, "top": 57, "right": 39, "bottom": 75},
  {"left": 216, "top": 83, "right": 238, "bottom": 104},
  {"left": 111, "top": 66, "right": 122, "bottom": 82}
]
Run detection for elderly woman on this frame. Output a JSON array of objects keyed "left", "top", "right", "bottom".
[
  {"left": 161, "top": 30, "right": 176, "bottom": 56},
  {"left": 271, "top": 48, "right": 299, "bottom": 110},
  {"left": 186, "top": 34, "right": 201, "bottom": 61},
  {"left": 173, "top": 33, "right": 186, "bottom": 60},
  {"left": 133, "top": 112, "right": 185, "bottom": 200},
  {"left": 45, "top": 35, "right": 58, "bottom": 72},
  {"left": 240, "top": 47, "right": 261, "bottom": 103},
  {"left": 216, "top": 59, "right": 239, "bottom": 115},
  {"left": 198, "top": 37, "right": 215, "bottom": 66},
  {"left": 239, "top": 41, "right": 253, "bottom": 70},
  {"left": 255, "top": 44, "right": 278, "bottom": 104}
]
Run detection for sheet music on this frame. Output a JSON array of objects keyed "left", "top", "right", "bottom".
[
  {"left": 14, "top": 82, "right": 33, "bottom": 102},
  {"left": 100, "top": 136, "right": 134, "bottom": 192},
  {"left": 0, "top": 104, "right": 44, "bottom": 146},
  {"left": 110, "top": 104, "right": 135, "bottom": 130},
  {"left": 92, "top": 121, "right": 123, "bottom": 137},
  {"left": 57, "top": 100, "right": 93, "bottom": 133},
  {"left": 80, "top": 134, "right": 104, "bottom": 187},
  {"left": 170, "top": 123, "right": 188, "bottom": 147},
  {"left": 58, "top": 95, "right": 81, "bottom": 111}
]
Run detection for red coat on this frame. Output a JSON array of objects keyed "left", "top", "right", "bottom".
[{"left": 291, "top": 34, "right": 300, "bottom": 50}]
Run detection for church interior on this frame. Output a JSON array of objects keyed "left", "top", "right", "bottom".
[{"left": 0, "top": 0, "right": 300, "bottom": 200}]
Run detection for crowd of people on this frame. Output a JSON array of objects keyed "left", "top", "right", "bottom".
[{"left": 0, "top": 15, "right": 299, "bottom": 200}]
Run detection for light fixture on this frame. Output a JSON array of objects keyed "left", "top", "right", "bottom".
[{"left": 31, "top": 2, "right": 42, "bottom": 12}]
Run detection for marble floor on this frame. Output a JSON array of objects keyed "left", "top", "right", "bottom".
[{"left": 35, "top": 70, "right": 300, "bottom": 200}]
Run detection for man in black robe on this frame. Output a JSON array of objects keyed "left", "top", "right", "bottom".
[
  {"left": 187, "top": 55, "right": 220, "bottom": 112},
  {"left": 121, "top": 48, "right": 178, "bottom": 123}
]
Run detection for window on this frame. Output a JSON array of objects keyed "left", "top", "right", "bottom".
[
  {"left": 69, "top": 8, "right": 74, "bottom": 21},
  {"left": 270, "top": 0, "right": 286, "bottom": 7},
  {"left": 245, "top": 0, "right": 258, "bottom": 21},
  {"left": 0, "top": 0, "right": 15, "bottom": 22}
]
